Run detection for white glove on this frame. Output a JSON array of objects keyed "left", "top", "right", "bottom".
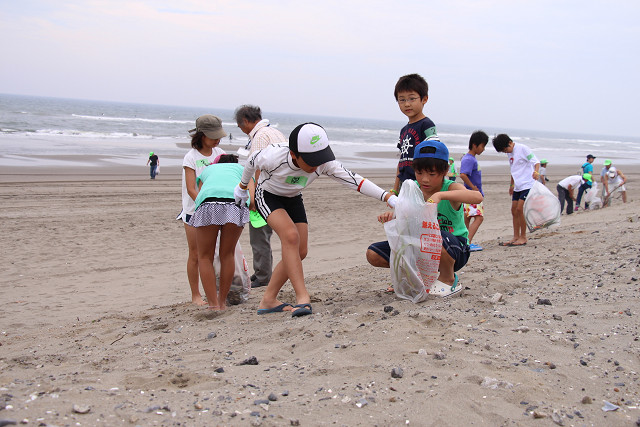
[
  {"left": 234, "top": 184, "right": 249, "bottom": 206},
  {"left": 386, "top": 194, "right": 398, "bottom": 208}
]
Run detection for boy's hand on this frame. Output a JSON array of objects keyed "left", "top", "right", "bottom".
[
  {"left": 426, "top": 193, "right": 441, "bottom": 204},
  {"left": 378, "top": 211, "right": 394, "bottom": 224}
]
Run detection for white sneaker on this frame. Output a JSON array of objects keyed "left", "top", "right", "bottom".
[{"left": 430, "top": 275, "right": 463, "bottom": 298}]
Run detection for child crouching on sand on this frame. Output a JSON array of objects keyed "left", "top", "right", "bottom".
[
  {"left": 367, "top": 139, "right": 483, "bottom": 297},
  {"left": 234, "top": 123, "right": 397, "bottom": 317}
]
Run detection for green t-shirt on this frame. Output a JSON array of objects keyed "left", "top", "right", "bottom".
[
  {"left": 194, "top": 163, "right": 244, "bottom": 211},
  {"left": 415, "top": 179, "right": 468, "bottom": 241}
]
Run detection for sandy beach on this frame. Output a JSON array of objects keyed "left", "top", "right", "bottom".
[{"left": 1, "top": 158, "right": 639, "bottom": 426}]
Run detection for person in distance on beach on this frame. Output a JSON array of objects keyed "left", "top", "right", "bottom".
[
  {"left": 459, "top": 131, "right": 488, "bottom": 251},
  {"left": 188, "top": 154, "right": 249, "bottom": 310},
  {"left": 575, "top": 154, "right": 596, "bottom": 210},
  {"left": 234, "top": 105, "right": 287, "bottom": 289},
  {"left": 538, "top": 159, "right": 548, "bottom": 185},
  {"left": 176, "top": 115, "right": 227, "bottom": 306},
  {"left": 604, "top": 166, "right": 627, "bottom": 205},
  {"left": 391, "top": 73, "right": 438, "bottom": 197},
  {"left": 234, "top": 123, "right": 397, "bottom": 317},
  {"left": 557, "top": 173, "right": 592, "bottom": 215},
  {"left": 146, "top": 151, "right": 159, "bottom": 179},
  {"left": 492, "top": 134, "right": 540, "bottom": 247},
  {"left": 367, "top": 139, "right": 483, "bottom": 297}
]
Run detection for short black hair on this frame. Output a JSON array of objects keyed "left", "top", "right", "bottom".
[
  {"left": 469, "top": 130, "right": 489, "bottom": 150},
  {"left": 394, "top": 73, "right": 429, "bottom": 100},
  {"left": 234, "top": 105, "right": 262, "bottom": 125},
  {"left": 412, "top": 157, "right": 448, "bottom": 174},
  {"left": 492, "top": 134, "right": 512, "bottom": 153},
  {"left": 216, "top": 154, "right": 238, "bottom": 164}
]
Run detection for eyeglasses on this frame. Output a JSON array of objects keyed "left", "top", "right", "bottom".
[{"left": 397, "top": 97, "right": 421, "bottom": 104}]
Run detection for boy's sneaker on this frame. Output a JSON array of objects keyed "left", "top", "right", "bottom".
[
  {"left": 469, "top": 243, "right": 483, "bottom": 252},
  {"left": 430, "top": 275, "right": 463, "bottom": 298}
]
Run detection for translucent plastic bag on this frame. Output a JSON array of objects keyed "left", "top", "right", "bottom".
[
  {"left": 384, "top": 180, "right": 442, "bottom": 303},
  {"left": 584, "top": 181, "right": 602, "bottom": 209},
  {"left": 214, "top": 239, "right": 250, "bottom": 304},
  {"left": 523, "top": 181, "right": 561, "bottom": 232}
]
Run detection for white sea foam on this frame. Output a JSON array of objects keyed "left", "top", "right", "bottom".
[{"left": 2, "top": 94, "right": 639, "bottom": 168}]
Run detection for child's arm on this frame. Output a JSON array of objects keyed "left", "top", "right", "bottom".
[
  {"left": 532, "top": 163, "right": 541, "bottom": 181},
  {"left": 377, "top": 210, "right": 395, "bottom": 224},
  {"left": 184, "top": 167, "right": 198, "bottom": 201},
  {"left": 428, "top": 182, "right": 483, "bottom": 208},
  {"left": 458, "top": 173, "right": 478, "bottom": 191},
  {"left": 324, "top": 161, "right": 397, "bottom": 207},
  {"left": 618, "top": 170, "right": 627, "bottom": 184}
]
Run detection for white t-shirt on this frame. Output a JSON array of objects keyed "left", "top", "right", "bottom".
[
  {"left": 240, "top": 144, "right": 388, "bottom": 201},
  {"left": 179, "top": 147, "right": 226, "bottom": 220},
  {"left": 508, "top": 143, "right": 539, "bottom": 192},
  {"left": 538, "top": 166, "right": 546, "bottom": 183},
  {"left": 558, "top": 175, "right": 582, "bottom": 190}
]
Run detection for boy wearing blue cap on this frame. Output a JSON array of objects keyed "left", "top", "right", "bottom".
[{"left": 367, "top": 139, "right": 483, "bottom": 298}]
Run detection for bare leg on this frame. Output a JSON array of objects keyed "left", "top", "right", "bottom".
[
  {"left": 622, "top": 191, "right": 627, "bottom": 203},
  {"left": 217, "top": 223, "right": 244, "bottom": 310},
  {"left": 259, "top": 209, "right": 308, "bottom": 311},
  {"left": 466, "top": 215, "right": 483, "bottom": 243},
  {"left": 366, "top": 249, "right": 389, "bottom": 268},
  {"left": 509, "top": 200, "right": 519, "bottom": 244},
  {"left": 195, "top": 224, "right": 221, "bottom": 309},
  {"left": 437, "top": 246, "right": 456, "bottom": 286},
  {"left": 184, "top": 223, "right": 206, "bottom": 305},
  {"left": 513, "top": 199, "right": 527, "bottom": 244}
]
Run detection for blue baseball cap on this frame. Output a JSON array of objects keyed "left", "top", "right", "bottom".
[{"left": 414, "top": 139, "right": 449, "bottom": 162}]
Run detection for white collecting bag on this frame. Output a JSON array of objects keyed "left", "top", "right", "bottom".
[
  {"left": 523, "top": 181, "right": 561, "bottom": 232},
  {"left": 583, "top": 181, "right": 602, "bottom": 209},
  {"left": 384, "top": 180, "right": 441, "bottom": 303}
]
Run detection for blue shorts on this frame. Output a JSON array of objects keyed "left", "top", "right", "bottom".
[
  {"left": 512, "top": 188, "right": 530, "bottom": 202},
  {"left": 368, "top": 230, "right": 470, "bottom": 272}
]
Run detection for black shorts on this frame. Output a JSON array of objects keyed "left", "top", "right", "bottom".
[
  {"left": 256, "top": 188, "right": 308, "bottom": 224},
  {"left": 368, "top": 230, "right": 470, "bottom": 272},
  {"left": 512, "top": 188, "right": 531, "bottom": 201}
]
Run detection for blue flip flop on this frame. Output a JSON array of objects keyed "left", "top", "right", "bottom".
[
  {"left": 469, "top": 243, "right": 483, "bottom": 252},
  {"left": 291, "top": 303, "right": 312, "bottom": 317},
  {"left": 451, "top": 273, "right": 459, "bottom": 291},
  {"left": 257, "top": 303, "right": 291, "bottom": 315}
]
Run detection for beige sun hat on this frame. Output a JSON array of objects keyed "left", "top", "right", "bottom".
[{"left": 190, "top": 115, "right": 227, "bottom": 139}]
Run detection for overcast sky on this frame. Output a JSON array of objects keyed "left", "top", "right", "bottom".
[{"left": 1, "top": 1, "right": 639, "bottom": 137}]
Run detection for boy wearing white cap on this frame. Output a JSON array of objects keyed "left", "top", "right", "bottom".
[
  {"left": 234, "top": 123, "right": 397, "bottom": 317},
  {"left": 604, "top": 166, "right": 627, "bottom": 205}
]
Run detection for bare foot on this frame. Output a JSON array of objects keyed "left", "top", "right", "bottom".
[
  {"left": 192, "top": 296, "right": 207, "bottom": 306},
  {"left": 207, "top": 305, "right": 222, "bottom": 310}
]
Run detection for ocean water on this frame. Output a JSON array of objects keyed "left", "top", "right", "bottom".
[{"left": 1, "top": 94, "right": 639, "bottom": 170}]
